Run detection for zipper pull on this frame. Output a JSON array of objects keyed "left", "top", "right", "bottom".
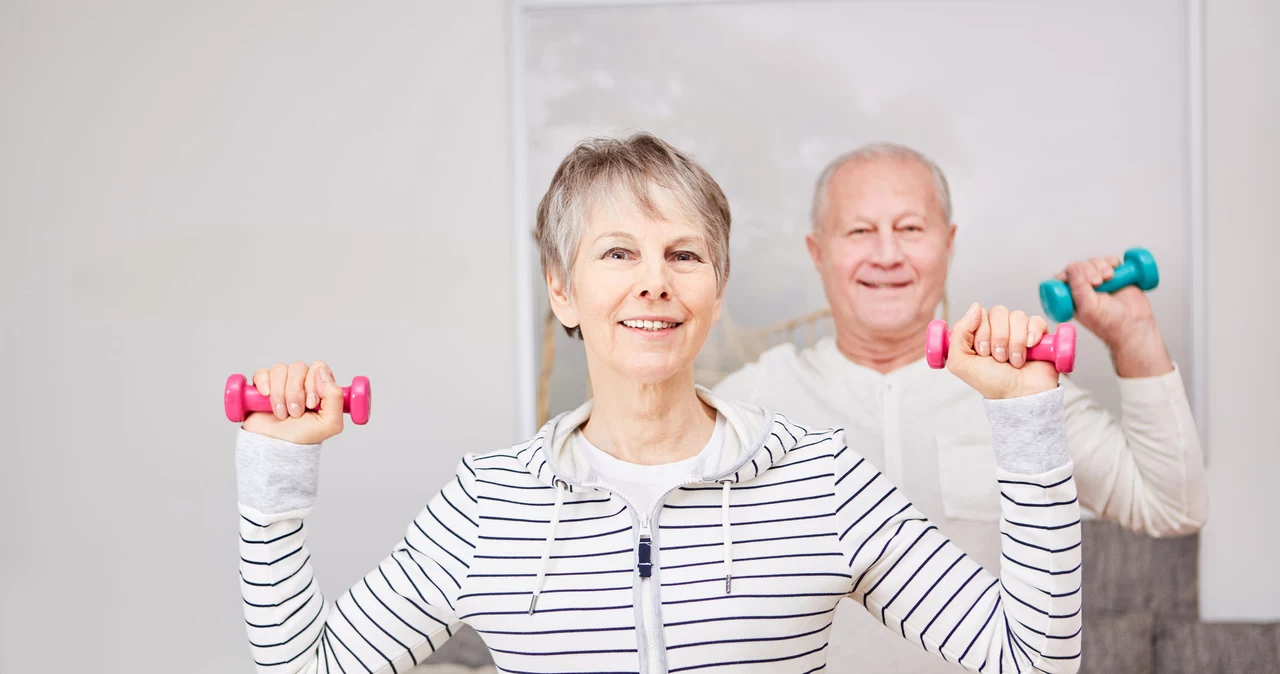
[{"left": 637, "top": 512, "right": 652, "bottom": 578}]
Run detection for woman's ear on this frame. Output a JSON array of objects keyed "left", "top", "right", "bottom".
[{"left": 546, "top": 270, "right": 579, "bottom": 332}]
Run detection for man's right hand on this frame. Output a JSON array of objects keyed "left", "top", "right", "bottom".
[{"left": 241, "top": 360, "right": 345, "bottom": 445}]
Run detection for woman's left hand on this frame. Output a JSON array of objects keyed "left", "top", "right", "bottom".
[{"left": 947, "top": 302, "right": 1060, "bottom": 399}]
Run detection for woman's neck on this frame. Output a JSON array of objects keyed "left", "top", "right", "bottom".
[
  {"left": 834, "top": 319, "right": 929, "bottom": 375},
  {"left": 580, "top": 366, "right": 717, "bottom": 466}
]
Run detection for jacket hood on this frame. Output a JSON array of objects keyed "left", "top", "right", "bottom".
[
  {"left": 517, "top": 385, "right": 801, "bottom": 493},
  {"left": 514, "top": 386, "right": 816, "bottom": 614}
]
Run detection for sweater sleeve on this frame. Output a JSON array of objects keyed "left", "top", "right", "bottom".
[
  {"left": 1061, "top": 365, "right": 1208, "bottom": 536},
  {"left": 236, "top": 429, "right": 480, "bottom": 674},
  {"left": 834, "top": 387, "right": 1082, "bottom": 673}
]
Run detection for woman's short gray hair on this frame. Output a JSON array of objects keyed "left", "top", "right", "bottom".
[
  {"left": 811, "top": 143, "right": 953, "bottom": 232},
  {"left": 535, "top": 132, "right": 732, "bottom": 338}
]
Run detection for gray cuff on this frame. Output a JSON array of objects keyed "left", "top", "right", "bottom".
[
  {"left": 235, "top": 429, "right": 322, "bottom": 514},
  {"left": 983, "top": 386, "right": 1069, "bottom": 474}
]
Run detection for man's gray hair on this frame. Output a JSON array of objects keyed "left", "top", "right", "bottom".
[{"left": 810, "top": 143, "right": 953, "bottom": 232}]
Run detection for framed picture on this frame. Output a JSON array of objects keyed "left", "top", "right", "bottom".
[{"left": 509, "top": 0, "right": 1205, "bottom": 442}]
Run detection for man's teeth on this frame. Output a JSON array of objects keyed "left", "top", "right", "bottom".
[{"left": 622, "top": 320, "right": 678, "bottom": 330}]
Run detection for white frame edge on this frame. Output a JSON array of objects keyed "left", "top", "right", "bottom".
[
  {"left": 509, "top": 0, "right": 1210, "bottom": 444},
  {"left": 1186, "top": 0, "right": 1208, "bottom": 456},
  {"left": 511, "top": 0, "right": 537, "bottom": 436},
  {"left": 519, "top": 0, "right": 765, "bottom": 7}
]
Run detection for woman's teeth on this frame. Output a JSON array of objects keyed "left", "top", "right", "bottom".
[{"left": 622, "top": 320, "right": 678, "bottom": 330}]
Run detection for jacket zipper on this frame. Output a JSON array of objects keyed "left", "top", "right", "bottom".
[
  {"left": 637, "top": 511, "right": 659, "bottom": 674},
  {"left": 586, "top": 477, "right": 704, "bottom": 674}
]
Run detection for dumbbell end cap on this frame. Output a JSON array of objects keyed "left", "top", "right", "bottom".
[
  {"left": 925, "top": 319, "right": 949, "bottom": 369},
  {"left": 1055, "top": 324, "right": 1077, "bottom": 373},
  {"left": 349, "top": 376, "right": 372, "bottom": 425},
  {"left": 1124, "top": 247, "right": 1160, "bottom": 291},
  {"left": 1039, "top": 280, "right": 1075, "bottom": 323},
  {"left": 225, "top": 374, "right": 247, "bottom": 422}
]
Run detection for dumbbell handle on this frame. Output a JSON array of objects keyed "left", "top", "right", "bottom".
[
  {"left": 1040, "top": 247, "right": 1158, "bottom": 322},
  {"left": 1096, "top": 260, "right": 1143, "bottom": 294},
  {"left": 224, "top": 373, "right": 372, "bottom": 425},
  {"left": 926, "top": 319, "right": 1076, "bottom": 373}
]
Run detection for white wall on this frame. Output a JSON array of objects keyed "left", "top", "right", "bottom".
[
  {"left": 0, "top": 1, "right": 515, "bottom": 671},
  {"left": 1199, "top": 0, "right": 1280, "bottom": 622}
]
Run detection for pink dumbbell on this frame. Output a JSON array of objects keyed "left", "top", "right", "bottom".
[
  {"left": 224, "top": 373, "right": 372, "bottom": 425},
  {"left": 925, "top": 319, "right": 1076, "bottom": 373}
]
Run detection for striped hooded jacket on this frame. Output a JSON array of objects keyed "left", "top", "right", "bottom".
[{"left": 236, "top": 386, "right": 1083, "bottom": 673}]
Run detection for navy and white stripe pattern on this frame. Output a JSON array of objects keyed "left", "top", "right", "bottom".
[{"left": 238, "top": 405, "right": 1082, "bottom": 673}]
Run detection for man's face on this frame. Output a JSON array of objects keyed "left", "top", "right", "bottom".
[{"left": 806, "top": 156, "right": 956, "bottom": 337}]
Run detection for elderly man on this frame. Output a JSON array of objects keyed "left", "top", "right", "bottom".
[{"left": 712, "top": 143, "right": 1208, "bottom": 673}]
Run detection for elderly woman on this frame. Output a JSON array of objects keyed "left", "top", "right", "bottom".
[{"left": 235, "top": 134, "right": 1082, "bottom": 674}]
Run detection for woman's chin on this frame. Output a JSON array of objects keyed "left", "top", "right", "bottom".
[{"left": 614, "top": 357, "right": 692, "bottom": 387}]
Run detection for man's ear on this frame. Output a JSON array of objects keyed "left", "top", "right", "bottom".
[
  {"left": 805, "top": 231, "right": 823, "bottom": 270},
  {"left": 546, "top": 270, "right": 579, "bottom": 332}
]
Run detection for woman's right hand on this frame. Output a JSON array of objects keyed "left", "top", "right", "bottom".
[
  {"left": 240, "top": 360, "right": 345, "bottom": 445},
  {"left": 947, "top": 303, "right": 1060, "bottom": 400}
]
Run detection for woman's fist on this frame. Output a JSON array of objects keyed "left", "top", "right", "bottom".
[
  {"left": 240, "top": 361, "right": 345, "bottom": 445},
  {"left": 947, "top": 303, "right": 1059, "bottom": 399}
]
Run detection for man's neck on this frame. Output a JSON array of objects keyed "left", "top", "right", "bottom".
[{"left": 833, "top": 322, "right": 929, "bottom": 375}]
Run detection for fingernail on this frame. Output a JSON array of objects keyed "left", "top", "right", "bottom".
[
  {"left": 1011, "top": 353, "right": 1024, "bottom": 367},
  {"left": 994, "top": 346, "right": 1006, "bottom": 359},
  {"left": 1027, "top": 334, "right": 1036, "bottom": 347},
  {"left": 275, "top": 403, "right": 286, "bottom": 418},
  {"left": 319, "top": 369, "right": 331, "bottom": 383},
  {"left": 977, "top": 341, "right": 989, "bottom": 355},
  {"left": 288, "top": 402, "right": 301, "bottom": 416},
  {"left": 307, "top": 394, "right": 316, "bottom": 409}
]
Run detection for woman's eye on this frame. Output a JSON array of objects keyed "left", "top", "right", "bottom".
[
  {"left": 604, "top": 248, "right": 631, "bottom": 260},
  {"left": 672, "top": 251, "right": 702, "bottom": 262}
]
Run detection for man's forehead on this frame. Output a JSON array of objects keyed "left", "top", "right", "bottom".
[
  {"left": 833, "top": 156, "right": 933, "bottom": 189},
  {"left": 828, "top": 159, "right": 941, "bottom": 213}
]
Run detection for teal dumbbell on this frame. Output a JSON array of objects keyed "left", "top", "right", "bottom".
[{"left": 1039, "top": 247, "right": 1159, "bottom": 322}]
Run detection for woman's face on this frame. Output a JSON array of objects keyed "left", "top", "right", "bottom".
[{"left": 548, "top": 188, "right": 722, "bottom": 387}]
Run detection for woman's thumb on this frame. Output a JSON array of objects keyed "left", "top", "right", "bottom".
[
  {"left": 956, "top": 302, "right": 982, "bottom": 335},
  {"left": 317, "top": 366, "right": 345, "bottom": 431},
  {"left": 948, "top": 302, "right": 982, "bottom": 362}
]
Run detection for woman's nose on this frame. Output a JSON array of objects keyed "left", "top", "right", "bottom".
[{"left": 636, "top": 261, "right": 671, "bottom": 299}]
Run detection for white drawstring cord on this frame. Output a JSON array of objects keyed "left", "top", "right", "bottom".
[
  {"left": 529, "top": 479, "right": 566, "bottom": 614},
  {"left": 721, "top": 480, "right": 733, "bottom": 594}
]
